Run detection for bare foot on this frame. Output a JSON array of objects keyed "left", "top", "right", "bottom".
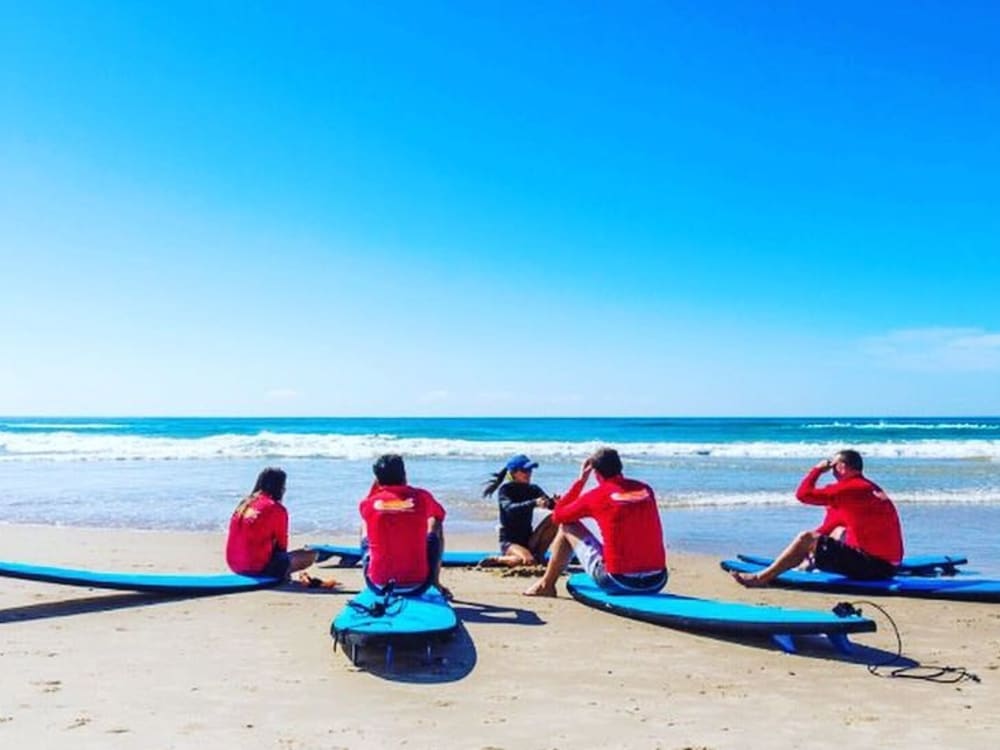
[
  {"left": 523, "top": 580, "right": 557, "bottom": 597},
  {"left": 476, "top": 556, "right": 507, "bottom": 568},
  {"left": 731, "top": 571, "right": 769, "bottom": 588}
]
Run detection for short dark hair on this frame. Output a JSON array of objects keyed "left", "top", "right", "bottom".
[
  {"left": 252, "top": 467, "right": 287, "bottom": 501},
  {"left": 373, "top": 454, "right": 406, "bottom": 485},
  {"left": 836, "top": 450, "right": 863, "bottom": 471},
  {"left": 589, "top": 447, "right": 623, "bottom": 478}
]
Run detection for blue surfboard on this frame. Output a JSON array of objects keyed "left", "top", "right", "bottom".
[
  {"left": 310, "top": 544, "right": 575, "bottom": 568},
  {"left": 721, "top": 559, "right": 1000, "bottom": 603},
  {"left": 331, "top": 585, "right": 458, "bottom": 666},
  {"left": 737, "top": 552, "right": 969, "bottom": 577},
  {"left": 565, "top": 573, "right": 875, "bottom": 654},
  {"left": 310, "top": 544, "right": 489, "bottom": 567},
  {"left": 0, "top": 560, "right": 281, "bottom": 595}
]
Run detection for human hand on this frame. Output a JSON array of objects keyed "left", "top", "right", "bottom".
[
  {"left": 815, "top": 458, "right": 833, "bottom": 472},
  {"left": 579, "top": 459, "right": 593, "bottom": 479}
]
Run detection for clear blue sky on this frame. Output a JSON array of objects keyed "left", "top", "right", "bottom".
[{"left": 1, "top": 1, "right": 998, "bottom": 416}]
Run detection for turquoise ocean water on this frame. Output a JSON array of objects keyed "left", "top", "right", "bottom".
[{"left": 2, "top": 417, "right": 998, "bottom": 573}]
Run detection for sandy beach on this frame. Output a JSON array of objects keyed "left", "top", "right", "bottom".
[{"left": 0, "top": 523, "right": 996, "bottom": 749}]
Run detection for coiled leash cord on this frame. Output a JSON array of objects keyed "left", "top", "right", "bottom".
[{"left": 834, "top": 600, "right": 981, "bottom": 684}]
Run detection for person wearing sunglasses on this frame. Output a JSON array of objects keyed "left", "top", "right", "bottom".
[{"left": 479, "top": 454, "right": 559, "bottom": 568}]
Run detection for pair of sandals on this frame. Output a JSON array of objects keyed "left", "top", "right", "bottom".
[{"left": 295, "top": 572, "right": 340, "bottom": 589}]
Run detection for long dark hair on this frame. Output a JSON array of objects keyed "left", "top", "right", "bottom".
[
  {"left": 482, "top": 466, "right": 508, "bottom": 498},
  {"left": 251, "top": 467, "right": 287, "bottom": 502}
]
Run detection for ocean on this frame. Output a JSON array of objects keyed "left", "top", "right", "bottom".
[{"left": 2, "top": 416, "right": 998, "bottom": 573}]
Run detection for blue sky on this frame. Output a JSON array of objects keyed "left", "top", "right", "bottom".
[{"left": 1, "top": 1, "right": 998, "bottom": 416}]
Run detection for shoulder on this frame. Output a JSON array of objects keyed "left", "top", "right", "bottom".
[
  {"left": 624, "top": 477, "right": 653, "bottom": 492},
  {"left": 258, "top": 496, "right": 286, "bottom": 517},
  {"left": 411, "top": 485, "right": 439, "bottom": 503},
  {"left": 839, "top": 475, "right": 875, "bottom": 492}
]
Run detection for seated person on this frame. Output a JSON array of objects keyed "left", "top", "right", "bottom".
[
  {"left": 524, "top": 447, "right": 667, "bottom": 597},
  {"left": 733, "top": 450, "right": 903, "bottom": 587},
  {"left": 226, "top": 467, "right": 318, "bottom": 578},
  {"left": 360, "top": 453, "right": 451, "bottom": 599},
  {"left": 479, "top": 453, "right": 558, "bottom": 567}
]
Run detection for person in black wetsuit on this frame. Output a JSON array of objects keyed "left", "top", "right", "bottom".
[{"left": 479, "top": 454, "right": 559, "bottom": 567}]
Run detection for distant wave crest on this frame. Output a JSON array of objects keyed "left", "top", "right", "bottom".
[
  {"left": 0, "top": 422, "right": 125, "bottom": 431},
  {"left": 803, "top": 420, "right": 1000, "bottom": 431},
  {"left": 2, "top": 430, "right": 1000, "bottom": 462}
]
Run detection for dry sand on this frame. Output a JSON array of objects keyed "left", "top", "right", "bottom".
[{"left": 0, "top": 523, "right": 997, "bottom": 749}]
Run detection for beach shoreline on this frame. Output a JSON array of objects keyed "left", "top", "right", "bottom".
[{"left": 0, "top": 523, "right": 996, "bottom": 749}]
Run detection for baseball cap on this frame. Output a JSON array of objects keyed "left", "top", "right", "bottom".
[{"left": 505, "top": 454, "right": 539, "bottom": 473}]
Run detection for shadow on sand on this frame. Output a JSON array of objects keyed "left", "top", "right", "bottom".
[
  {"left": 333, "top": 622, "right": 477, "bottom": 684},
  {"left": 450, "top": 598, "right": 546, "bottom": 627},
  {"left": 0, "top": 591, "right": 199, "bottom": 624},
  {"left": 657, "top": 626, "right": 919, "bottom": 666}
]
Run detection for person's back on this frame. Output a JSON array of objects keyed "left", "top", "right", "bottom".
[
  {"left": 226, "top": 467, "right": 320, "bottom": 580},
  {"left": 526, "top": 447, "right": 667, "bottom": 597},
  {"left": 797, "top": 458, "right": 903, "bottom": 566},
  {"left": 227, "top": 490, "right": 287, "bottom": 574},
  {"left": 559, "top": 475, "right": 665, "bottom": 575},
  {"left": 733, "top": 451, "right": 902, "bottom": 588},
  {"left": 360, "top": 483, "right": 441, "bottom": 587},
  {"left": 800, "top": 473, "right": 903, "bottom": 565}
]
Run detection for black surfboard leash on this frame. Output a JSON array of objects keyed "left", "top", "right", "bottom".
[{"left": 834, "top": 600, "right": 980, "bottom": 684}]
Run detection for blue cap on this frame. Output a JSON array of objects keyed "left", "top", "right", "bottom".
[{"left": 505, "top": 454, "right": 539, "bottom": 472}]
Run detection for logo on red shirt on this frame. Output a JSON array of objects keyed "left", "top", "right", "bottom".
[
  {"left": 610, "top": 490, "right": 651, "bottom": 503},
  {"left": 373, "top": 497, "right": 416, "bottom": 512}
]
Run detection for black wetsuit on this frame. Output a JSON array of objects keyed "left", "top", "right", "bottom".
[{"left": 497, "top": 482, "right": 548, "bottom": 548}]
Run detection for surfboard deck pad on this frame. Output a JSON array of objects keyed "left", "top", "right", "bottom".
[{"left": 331, "top": 585, "right": 458, "bottom": 668}]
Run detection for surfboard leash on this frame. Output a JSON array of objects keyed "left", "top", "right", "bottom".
[
  {"left": 835, "top": 600, "right": 981, "bottom": 684},
  {"left": 348, "top": 592, "right": 405, "bottom": 618}
]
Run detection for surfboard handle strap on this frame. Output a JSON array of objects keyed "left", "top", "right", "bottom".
[{"left": 346, "top": 585, "right": 404, "bottom": 619}]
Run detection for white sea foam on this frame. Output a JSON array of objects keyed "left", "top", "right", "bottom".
[
  {"left": 662, "top": 487, "right": 1000, "bottom": 509},
  {"left": 0, "top": 422, "right": 125, "bottom": 430},
  {"left": 802, "top": 421, "right": 1000, "bottom": 431},
  {"left": 2, "top": 430, "right": 1000, "bottom": 462}
]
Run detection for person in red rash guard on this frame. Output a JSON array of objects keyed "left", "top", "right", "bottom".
[
  {"left": 524, "top": 447, "right": 667, "bottom": 598},
  {"left": 733, "top": 449, "right": 904, "bottom": 587},
  {"left": 359, "top": 453, "right": 451, "bottom": 599},
  {"left": 226, "top": 467, "right": 318, "bottom": 578}
]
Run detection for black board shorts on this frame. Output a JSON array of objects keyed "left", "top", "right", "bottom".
[
  {"left": 814, "top": 536, "right": 896, "bottom": 580},
  {"left": 259, "top": 550, "right": 291, "bottom": 579}
]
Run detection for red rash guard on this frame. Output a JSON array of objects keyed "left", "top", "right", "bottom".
[
  {"left": 553, "top": 474, "right": 666, "bottom": 575},
  {"left": 815, "top": 506, "right": 848, "bottom": 540},
  {"left": 797, "top": 467, "right": 904, "bottom": 565},
  {"left": 360, "top": 484, "right": 446, "bottom": 587},
  {"left": 226, "top": 492, "right": 288, "bottom": 574}
]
